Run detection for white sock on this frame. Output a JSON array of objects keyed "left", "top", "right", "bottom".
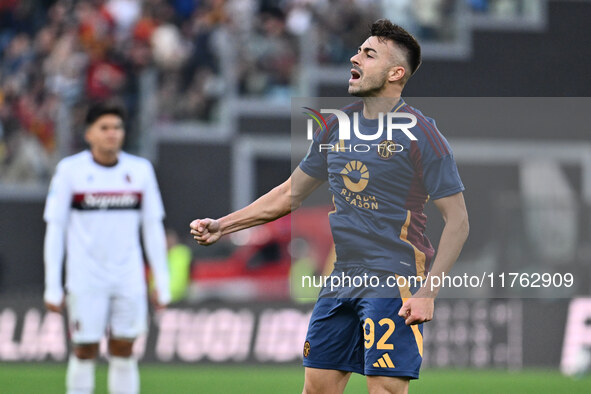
[
  {"left": 66, "top": 355, "right": 95, "bottom": 394},
  {"left": 108, "top": 356, "right": 139, "bottom": 394}
]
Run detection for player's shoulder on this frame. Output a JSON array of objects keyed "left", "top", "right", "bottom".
[
  {"left": 399, "top": 102, "right": 439, "bottom": 133},
  {"left": 55, "top": 151, "right": 92, "bottom": 172},
  {"left": 119, "top": 151, "right": 156, "bottom": 173},
  {"left": 398, "top": 102, "right": 452, "bottom": 158},
  {"left": 119, "top": 151, "right": 151, "bottom": 165}
]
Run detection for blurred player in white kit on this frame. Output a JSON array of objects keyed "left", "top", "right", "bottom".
[{"left": 43, "top": 101, "right": 170, "bottom": 394}]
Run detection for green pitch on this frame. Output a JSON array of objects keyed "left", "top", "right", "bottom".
[{"left": 1, "top": 363, "right": 590, "bottom": 393}]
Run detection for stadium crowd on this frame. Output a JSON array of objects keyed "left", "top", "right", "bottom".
[{"left": 0, "top": 0, "right": 537, "bottom": 184}]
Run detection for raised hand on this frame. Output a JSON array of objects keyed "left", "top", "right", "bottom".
[{"left": 189, "top": 218, "right": 222, "bottom": 245}]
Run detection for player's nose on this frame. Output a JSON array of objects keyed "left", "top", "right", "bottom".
[{"left": 105, "top": 127, "right": 120, "bottom": 136}]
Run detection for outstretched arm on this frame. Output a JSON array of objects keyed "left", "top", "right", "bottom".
[
  {"left": 398, "top": 191, "right": 469, "bottom": 325},
  {"left": 190, "top": 167, "right": 324, "bottom": 245}
]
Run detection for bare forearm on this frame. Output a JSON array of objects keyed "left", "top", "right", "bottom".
[
  {"left": 431, "top": 216, "right": 469, "bottom": 275},
  {"left": 191, "top": 168, "right": 324, "bottom": 245},
  {"left": 219, "top": 181, "right": 292, "bottom": 236},
  {"left": 422, "top": 215, "right": 469, "bottom": 296},
  {"left": 417, "top": 192, "right": 470, "bottom": 297},
  {"left": 400, "top": 193, "right": 468, "bottom": 324},
  {"left": 399, "top": 217, "right": 467, "bottom": 324}
]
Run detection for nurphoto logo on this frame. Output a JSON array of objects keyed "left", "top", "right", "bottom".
[{"left": 303, "top": 107, "right": 418, "bottom": 154}]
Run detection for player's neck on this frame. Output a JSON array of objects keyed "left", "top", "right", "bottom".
[
  {"left": 91, "top": 149, "right": 119, "bottom": 167},
  {"left": 362, "top": 96, "right": 401, "bottom": 119}
]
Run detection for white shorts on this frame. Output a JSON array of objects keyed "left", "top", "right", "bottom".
[{"left": 66, "top": 291, "right": 148, "bottom": 344}]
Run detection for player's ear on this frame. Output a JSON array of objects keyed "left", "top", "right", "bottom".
[
  {"left": 388, "top": 66, "right": 405, "bottom": 83},
  {"left": 84, "top": 127, "right": 92, "bottom": 145}
]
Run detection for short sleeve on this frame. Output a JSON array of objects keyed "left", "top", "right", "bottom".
[
  {"left": 298, "top": 131, "right": 329, "bottom": 181},
  {"left": 142, "top": 162, "right": 165, "bottom": 221},
  {"left": 43, "top": 162, "right": 72, "bottom": 224},
  {"left": 409, "top": 113, "right": 465, "bottom": 200},
  {"left": 422, "top": 153, "right": 465, "bottom": 200}
]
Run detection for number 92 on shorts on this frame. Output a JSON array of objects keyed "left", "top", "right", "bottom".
[{"left": 302, "top": 297, "right": 423, "bottom": 378}]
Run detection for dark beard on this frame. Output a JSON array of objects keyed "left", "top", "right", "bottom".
[{"left": 349, "top": 71, "right": 389, "bottom": 97}]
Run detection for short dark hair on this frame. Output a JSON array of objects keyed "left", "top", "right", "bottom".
[
  {"left": 85, "top": 100, "right": 127, "bottom": 126},
  {"left": 370, "top": 19, "right": 422, "bottom": 78}
]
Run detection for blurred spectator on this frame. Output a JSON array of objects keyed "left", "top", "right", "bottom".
[
  {"left": 237, "top": 7, "right": 299, "bottom": 98},
  {"left": 153, "top": 0, "right": 225, "bottom": 121},
  {"left": 105, "top": 0, "right": 141, "bottom": 42},
  {"left": 308, "top": 0, "right": 459, "bottom": 64},
  {"left": 412, "top": 0, "right": 447, "bottom": 40},
  {"left": 313, "top": 0, "right": 379, "bottom": 64},
  {"left": 152, "top": 23, "right": 188, "bottom": 71},
  {"left": 44, "top": 27, "right": 89, "bottom": 104},
  {"left": 380, "top": 0, "right": 417, "bottom": 35},
  {"left": 0, "top": 0, "right": 229, "bottom": 184},
  {"left": 0, "top": 128, "right": 51, "bottom": 183},
  {"left": 0, "top": 0, "right": 482, "bottom": 185}
]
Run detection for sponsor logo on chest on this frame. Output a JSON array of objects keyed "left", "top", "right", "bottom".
[{"left": 72, "top": 192, "right": 142, "bottom": 210}]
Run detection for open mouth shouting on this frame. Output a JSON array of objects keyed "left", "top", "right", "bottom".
[{"left": 349, "top": 68, "right": 362, "bottom": 83}]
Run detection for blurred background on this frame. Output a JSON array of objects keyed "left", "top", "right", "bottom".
[{"left": 0, "top": 0, "right": 590, "bottom": 392}]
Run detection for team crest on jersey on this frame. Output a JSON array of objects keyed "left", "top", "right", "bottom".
[
  {"left": 377, "top": 140, "right": 398, "bottom": 160},
  {"left": 339, "top": 160, "right": 379, "bottom": 210},
  {"left": 125, "top": 174, "right": 132, "bottom": 183},
  {"left": 340, "top": 160, "right": 369, "bottom": 193},
  {"left": 303, "top": 341, "right": 311, "bottom": 358}
]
